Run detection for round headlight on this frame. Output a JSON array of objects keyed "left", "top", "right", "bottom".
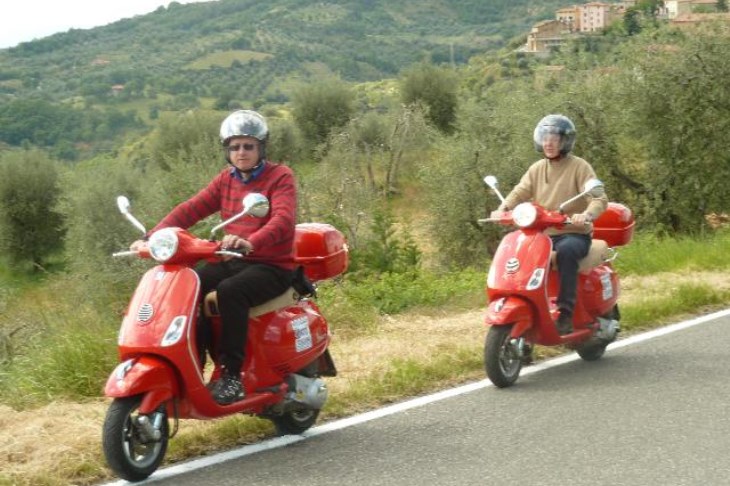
[
  {"left": 512, "top": 203, "right": 538, "bottom": 228},
  {"left": 148, "top": 229, "right": 179, "bottom": 262}
]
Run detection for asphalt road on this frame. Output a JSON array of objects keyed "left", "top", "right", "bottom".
[{"left": 120, "top": 312, "right": 730, "bottom": 486}]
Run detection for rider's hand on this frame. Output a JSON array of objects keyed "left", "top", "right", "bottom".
[
  {"left": 569, "top": 213, "right": 593, "bottom": 227},
  {"left": 221, "top": 234, "right": 254, "bottom": 254},
  {"left": 490, "top": 210, "right": 507, "bottom": 219},
  {"left": 129, "top": 239, "right": 146, "bottom": 251}
]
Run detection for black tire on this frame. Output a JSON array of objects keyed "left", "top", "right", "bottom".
[
  {"left": 577, "top": 304, "right": 620, "bottom": 362},
  {"left": 484, "top": 325, "right": 522, "bottom": 388},
  {"left": 102, "top": 395, "right": 169, "bottom": 482},
  {"left": 270, "top": 408, "right": 320, "bottom": 436},
  {"left": 576, "top": 342, "right": 607, "bottom": 361}
]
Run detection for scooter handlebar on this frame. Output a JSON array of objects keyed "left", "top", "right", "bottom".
[
  {"left": 214, "top": 249, "right": 249, "bottom": 258},
  {"left": 478, "top": 210, "right": 514, "bottom": 225}
]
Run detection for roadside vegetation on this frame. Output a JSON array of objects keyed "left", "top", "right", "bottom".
[
  {"left": 1, "top": 12, "right": 730, "bottom": 486},
  {"left": 2, "top": 233, "right": 730, "bottom": 486}
]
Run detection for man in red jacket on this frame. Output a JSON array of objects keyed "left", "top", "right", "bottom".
[{"left": 133, "top": 110, "right": 297, "bottom": 404}]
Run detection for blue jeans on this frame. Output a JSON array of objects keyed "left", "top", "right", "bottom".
[{"left": 551, "top": 234, "right": 592, "bottom": 318}]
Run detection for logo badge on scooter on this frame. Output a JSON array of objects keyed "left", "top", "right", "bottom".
[
  {"left": 137, "top": 303, "right": 154, "bottom": 323},
  {"left": 505, "top": 258, "right": 520, "bottom": 273}
]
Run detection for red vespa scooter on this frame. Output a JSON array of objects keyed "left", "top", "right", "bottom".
[
  {"left": 479, "top": 175, "right": 634, "bottom": 388},
  {"left": 102, "top": 193, "right": 348, "bottom": 482}
]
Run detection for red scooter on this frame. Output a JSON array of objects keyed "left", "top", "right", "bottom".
[
  {"left": 479, "top": 175, "right": 634, "bottom": 388},
  {"left": 102, "top": 193, "right": 348, "bottom": 482}
]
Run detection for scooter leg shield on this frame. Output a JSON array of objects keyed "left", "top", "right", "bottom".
[{"left": 105, "top": 356, "right": 177, "bottom": 413}]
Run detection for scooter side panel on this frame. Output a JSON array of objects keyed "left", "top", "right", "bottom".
[
  {"left": 248, "top": 301, "right": 330, "bottom": 387},
  {"left": 578, "top": 264, "right": 619, "bottom": 319}
]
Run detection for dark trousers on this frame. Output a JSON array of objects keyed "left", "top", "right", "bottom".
[
  {"left": 551, "top": 234, "right": 592, "bottom": 318},
  {"left": 196, "top": 260, "right": 292, "bottom": 375}
]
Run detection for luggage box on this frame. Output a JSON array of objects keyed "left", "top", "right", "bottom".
[
  {"left": 593, "top": 202, "right": 635, "bottom": 247},
  {"left": 294, "top": 223, "right": 349, "bottom": 281}
]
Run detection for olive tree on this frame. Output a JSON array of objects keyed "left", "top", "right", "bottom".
[
  {"left": 620, "top": 24, "right": 730, "bottom": 233},
  {"left": 400, "top": 62, "right": 459, "bottom": 135},
  {"left": 291, "top": 79, "right": 356, "bottom": 152},
  {"left": 0, "top": 150, "right": 64, "bottom": 271}
]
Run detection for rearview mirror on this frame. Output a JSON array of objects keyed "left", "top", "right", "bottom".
[
  {"left": 483, "top": 175, "right": 506, "bottom": 203},
  {"left": 559, "top": 178, "right": 605, "bottom": 213},
  {"left": 242, "top": 193, "right": 270, "bottom": 218},
  {"left": 583, "top": 178, "right": 605, "bottom": 198},
  {"left": 116, "top": 196, "right": 130, "bottom": 215},
  {"left": 210, "top": 193, "right": 270, "bottom": 237},
  {"left": 116, "top": 195, "right": 146, "bottom": 235}
]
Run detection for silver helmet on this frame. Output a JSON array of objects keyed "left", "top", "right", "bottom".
[
  {"left": 533, "top": 114, "right": 576, "bottom": 156},
  {"left": 219, "top": 110, "right": 268, "bottom": 145}
]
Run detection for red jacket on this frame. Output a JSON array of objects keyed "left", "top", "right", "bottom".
[{"left": 152, "top": 162, "right": 297, "bottom": 270}]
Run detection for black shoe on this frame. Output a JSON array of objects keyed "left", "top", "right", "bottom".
[
  {"left": 556, "top": 314, "right": 573, "bottom": 335},
  {"left": 210, "top": 373, "right": 245, "bottom": 405}
]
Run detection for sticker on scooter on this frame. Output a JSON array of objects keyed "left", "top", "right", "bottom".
[
  {"left": 600, "top": 273, "right": 613, "bottom": 300},
  {"left": 292, "top": 316, "right": 313, "bottom": 352}
]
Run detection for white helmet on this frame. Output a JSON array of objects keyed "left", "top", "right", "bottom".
[{"left": 219, "top": 110, "right": 268, "bottom": 145}]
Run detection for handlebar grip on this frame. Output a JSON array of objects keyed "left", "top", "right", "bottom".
[
  {"left": 112, "top": 250, "right": 139, "bottom": 257},
  {"left": 215, "top": 249, "right": 249, "bottom": 258}
]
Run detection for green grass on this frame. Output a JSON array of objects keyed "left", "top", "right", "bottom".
[
  {"left": 615, "top": 229, "right": 730, "bottom": 276},
  {"left": 622, "top": 283, "right": 730, "bottom": 331},
  {"left": 319, "top": 267, "right": 484, "bottom": 330}
]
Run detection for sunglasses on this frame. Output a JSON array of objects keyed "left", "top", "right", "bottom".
[{"left": 227, "top": 143, "right": 257, "bottom": 152}]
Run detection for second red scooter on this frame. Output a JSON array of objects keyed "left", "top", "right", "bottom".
[{"left": 479, "top": 175, "right": 634, "bottom": 388}]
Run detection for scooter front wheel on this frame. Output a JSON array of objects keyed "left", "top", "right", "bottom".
[
  {"left": 485, "top": 325, "right": 523, "bottom": 388},
  {"left": 102, "top": 395, "right": 169, "bottom": 482}
]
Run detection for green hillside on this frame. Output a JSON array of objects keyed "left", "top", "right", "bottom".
[{"left": 1, "top": 0, "right": 567, "bottom": 102}]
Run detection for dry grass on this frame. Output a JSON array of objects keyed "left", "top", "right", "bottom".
[{"left": 3, "top": 270, "right": 730, "bottom": 485}]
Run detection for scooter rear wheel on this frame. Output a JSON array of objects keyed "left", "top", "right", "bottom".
[
  {"left": 270, "top": 408, "right": 320, "bottom": 436},
  {"left": 102, "top": 395, "right": 169, "bottom": 482},
  {"left": 576, "top": 304, "right": 620, "bottom": 362},
  {"left": 484, "top": 325, "right": 522, "bottom": 388},
  {"left": 576, "top": 342, "right": 607, "bottom": 361}
]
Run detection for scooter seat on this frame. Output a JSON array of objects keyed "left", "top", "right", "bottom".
[
  {"left": 550, "top": 239, "right": 611, "bottom": 274},
  {"left": 203, "top": 287, "right": 301, "bottom": 318}
]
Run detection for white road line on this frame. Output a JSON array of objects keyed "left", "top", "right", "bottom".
[{"left": 104, "top": 307, "right": 730, "bottom": 484}]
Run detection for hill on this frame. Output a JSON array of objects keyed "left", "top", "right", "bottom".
[
  {"left": 1, "top": 0, "right": 569, "bottom": 102},
  {"left": 0, "top": 0, "right": 569, "bottom": 157}
]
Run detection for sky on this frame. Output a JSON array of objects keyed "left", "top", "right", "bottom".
[{"left": 0, "top": 0, "right": 213, "bottom": 49}]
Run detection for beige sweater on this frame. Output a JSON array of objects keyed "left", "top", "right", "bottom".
[{"left": 500, "top": 154, "right": 608, "bottom": 235}]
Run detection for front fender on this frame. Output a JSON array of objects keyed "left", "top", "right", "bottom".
[
  {"left": 485, "top": 296, "right": 534, "bottom": 337},
  {"left": 104, "top": 356, "right": 178, "bottom": 413}
]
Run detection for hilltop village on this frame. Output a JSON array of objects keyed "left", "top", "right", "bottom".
[{"left": 525, "top": 0, "right": 730, "bottom": 52}]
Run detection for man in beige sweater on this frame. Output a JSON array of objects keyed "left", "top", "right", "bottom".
[{"left": 497, "top": 114, "right": 608, "bottom": 335}]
